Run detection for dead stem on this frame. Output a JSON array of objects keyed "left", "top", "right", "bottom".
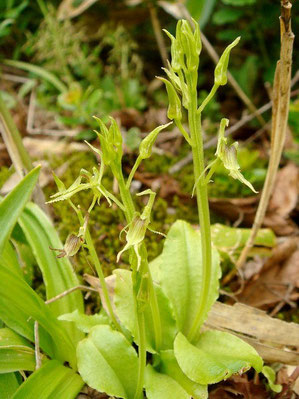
[
  {"left": 34, "top": 321, "right": 41, "bottom": 370},
  {"left": 45, "top": 285, "right": 97, "bottom": 305},
  {"left": 225, "top": 0, "right": 295, "bottom": 284}
]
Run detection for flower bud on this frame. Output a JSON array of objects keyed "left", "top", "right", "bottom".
[
  {"left": 158, "top": 77, "right": 182, "bottom": 121},
  {"left": 139, "top": 122, "right": 172, "bottom": 160},
  {"left": 108, "top": 117, "right": 123, "bottom": 159},
  {"left": 179, "top": 20, "right": 199, "bottom": 71},
  {"left": 214, "top": 37, "right": 240, "bottom": 86},
  {"left": 163, "top": 29, "right": 183, "bottom": 72}
]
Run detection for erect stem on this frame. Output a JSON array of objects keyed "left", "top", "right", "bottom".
[
  {"left": 133, "top": 310, "right": 146, "bottom": 399},
  {"left": 117, "top": 169, "right": 163, "bottom": 350},
  {"left": 75, "top": 209, "right": 121, "bottom": 331},
  {"left": 185, "top": 73, "right": 212, "bottom": 344}
]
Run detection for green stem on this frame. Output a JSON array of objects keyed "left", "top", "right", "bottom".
[
  {"left": 141, "top": 247, "right": 162, "bottom": 350},
  {"left": 186, "top": 74, "right": 212, "bottom": 343},
  {"left": 76, "top": 209, "right": 121, "bottom": 331},
  {"left": 197, "top": 83, "right": 219, "bottom": 114},
  {"left": 117, "top": 168, "right": 163, "bottom": 350},
  {"left": 175, "top": 119, "right": 193, "bottom": 146},
  {"left": 134, "top": 309, "right": 146, "bottom": 399},
  {"left": 85, "top": 228, "right": 121, "bottom": 331},
  {"left": 126, "top": 155, "right": 142, "bottom": 189}
]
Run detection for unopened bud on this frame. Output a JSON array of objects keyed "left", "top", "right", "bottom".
[
  {"left": 139, "top": 122, "right": 172, "bottom": 159},
  {"left": 214, "top": 37, "right": 240, "bottom": 86},
  {"left": 158, "top": 77, "right": 182, "bottom": 121}
]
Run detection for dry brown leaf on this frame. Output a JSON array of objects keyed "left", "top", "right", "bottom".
[{"left": 238, "top": 237, "right": 299, "bottom": 309}]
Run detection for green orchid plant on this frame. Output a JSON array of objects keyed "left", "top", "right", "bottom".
[{"left": 45, "top": 18, "right": 278, "bottom": 399}]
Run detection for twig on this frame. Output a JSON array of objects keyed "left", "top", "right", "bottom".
[
  {"left": 148, "top": 2, "right": 168, "bottom": 68},
  {"left": 229, "top": 0, "right": 295, "bottom": 282},
  {"left": 45, "top": 285, "right": 97, "bottom": 305},
  {"left": 34, "top": 321, "right": 41, "bottom": 370}
]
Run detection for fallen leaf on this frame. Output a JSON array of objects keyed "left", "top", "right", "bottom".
[{"left": 238, "top": 238, "right": 299, "bottom": 309}]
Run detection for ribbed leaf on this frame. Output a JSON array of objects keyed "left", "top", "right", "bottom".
[
  {"left": 0, "top": 264, "right": 76, "bottom": 368},
  {"left": 0, "top": 166, "right": 40, "bottom": 254},
  {"left": 174, "top": 330, "right": 263, "bottom": 385},
  {"left": 12, "top": 360, "right": 84, "bottom": 399},
  {"left": 159, "top": 220, "right": 221, "bottom": 335},
  {"left": 18, "top": 203, "right": 84, "bottom": 343},
  {"left": 0, "top": 328, "right": 36, "bottom": 372},
  {"left": 77, "top": 325, "right": 138, "bottom": 399}
]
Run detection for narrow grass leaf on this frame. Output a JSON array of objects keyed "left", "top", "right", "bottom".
[
  {"left": 18, "top": 203, "right": 84, "bottom": 343},
  {"left": 0, "top": 166, "right": 40, "bottom": 254},
  {"left": 0, "top": 264, "right": 76, "bottom": 368},
  {"left": 0, "top": 328, "right": 36, "bottom": 372},
  {"left": 12, "top": 360, "right": 84, "bottom": 399}
]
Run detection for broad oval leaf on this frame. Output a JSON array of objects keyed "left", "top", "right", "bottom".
[
  {"left": 0, "top": 166, "right": 40, "bottom": 254},
  {"left": 159, "top": 220, "right": 221, "bottom": 336},
  {"left": 18, "top": 203, "right": 84, "bottom": 344},
  {"left": 114, "top": 268, "right": 177, "bottom": 352},
  {"left": 174, "top": 330, "right": 263, "bottom": 385},
  {"left": 12, "top": 360, "right": 84, "bottom": 399},
  {"left": 144, "top": 364, "right": 189, "bottom": 399},
  {"left": 58, "top": 309, "right": 109, "bottom": 333},
  {"left": 159, "top": 350, "right": 207, "bottom": 399},
  {"left": 77, "top": 325, "right": 138, "bottom": 399}
]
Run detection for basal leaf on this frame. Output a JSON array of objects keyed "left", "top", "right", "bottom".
[
  {"left": 0, "top": 166, "right": 40, "bottom": 254},
  {"left": 114, "top": 268, "right": 176, "bottom": 352},
  {"left": 262, "top": 366, "right": 282, "bottom": 393},
  {"left": 12, "top": 360, "right": 84, "bottom": 399},
  {"left": 159, "top": 220, "right": 221, "bottom": 335},
  {"left": 58, "top": 309, "right": 109, "bottom": 333},
  {"left": 159, "top": 350, "right": 207, "bottom": 399},
  {"left": 0, "top": 328, "right": 36, "bottom": 372},
  {"left": 174, "top": 330, "right": 263, "bottom": 385},
  {"left": 77, "top": 325, "right": 138, "bottom": 399},
  {"left": 144, "top": 365, "right": 189, "bottom": 399},
  {"left": 211, "top": 224, "right": 276, "bottom": 250},
  {"left": 0, "top": 264, "right": 76, "bottom": 368},
  {"left": 18, "top": 203, "right": 84, "bottom": 343}
]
